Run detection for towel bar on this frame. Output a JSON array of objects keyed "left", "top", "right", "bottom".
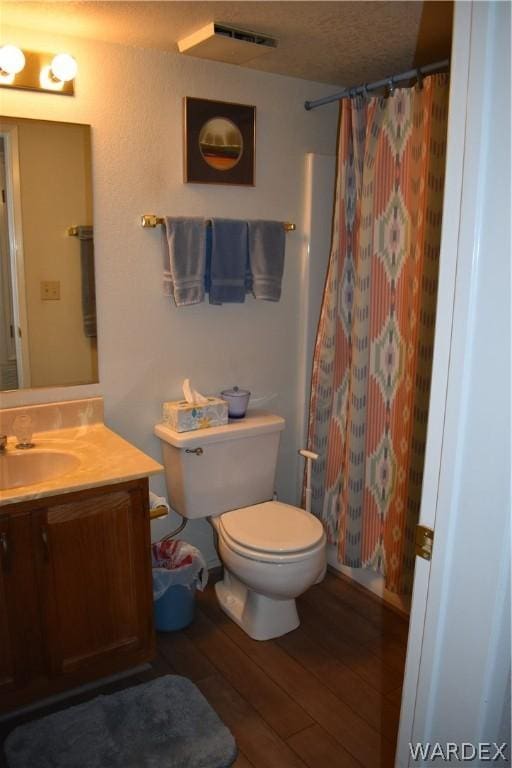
[{"left": 140, "top": 214, "right": 296, "bottom": 232}]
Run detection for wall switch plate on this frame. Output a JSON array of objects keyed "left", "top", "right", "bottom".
[{"left": 41, "top": 281, "right": 61, "bottom": 300}]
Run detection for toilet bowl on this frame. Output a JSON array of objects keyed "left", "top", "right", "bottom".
[
  {"left": 211, "top": 501, "right": 327, "bottom": 640},
  {"left": 154, "top": 410, "right": 327, "bottom": 640}
]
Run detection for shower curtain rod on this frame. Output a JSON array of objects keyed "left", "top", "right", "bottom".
[{"left": 304, "top": 58, "right": 450, "bottom": 111}]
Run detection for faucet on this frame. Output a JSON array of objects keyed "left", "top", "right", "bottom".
[{"left": 0, "top": 435, "right": 7, "bottom": 452}]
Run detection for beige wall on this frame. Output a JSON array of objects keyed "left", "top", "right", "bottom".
[
  {"left": 1, "top": 26, "right": 339, "bottom": 562},
  {"left": 10, "top": 118, "right": 96, "bottom": 387}
]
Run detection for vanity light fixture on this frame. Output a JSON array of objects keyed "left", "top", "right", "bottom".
[{"left": 0, "top": 46, "right": 77, "bottom": 96}]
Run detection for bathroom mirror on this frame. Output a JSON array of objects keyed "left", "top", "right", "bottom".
[{"left": 0, "top": 116, "right": 98, "bottom": 391}]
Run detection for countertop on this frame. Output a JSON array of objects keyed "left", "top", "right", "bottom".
[{"left": 0, "top": 424, "right": 163, "bottom": 506}]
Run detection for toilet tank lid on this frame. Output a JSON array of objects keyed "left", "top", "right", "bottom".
[{"left": 154, "top": 410, "right": 285, "bottom": 448}]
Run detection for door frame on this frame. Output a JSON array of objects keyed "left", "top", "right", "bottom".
[
  {"left": 0, "top": 123, "right": 31, "bottom": 388},
  {"left": 0, "top": 148, "right": 17, "bottom": 373}
]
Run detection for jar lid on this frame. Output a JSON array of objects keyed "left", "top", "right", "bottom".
[{"left": 220, "top": 386, "right": 250, "bottom": 398}]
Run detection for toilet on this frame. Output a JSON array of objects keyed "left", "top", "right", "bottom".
[{"left": 154, "top": 411, "right": 326, "bottom": 640}]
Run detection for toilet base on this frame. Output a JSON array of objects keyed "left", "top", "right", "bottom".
[{"left": 215, "top": 570, "right": 300, "bottom": 641}]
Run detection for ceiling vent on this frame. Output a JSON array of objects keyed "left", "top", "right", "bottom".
[{"left": 178, "top": 23, "right": 277, "bottom": 65}]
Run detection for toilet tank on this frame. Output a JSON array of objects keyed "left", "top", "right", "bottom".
[{"left": 154, "top": 411, "right": 285, "bottom": 519}]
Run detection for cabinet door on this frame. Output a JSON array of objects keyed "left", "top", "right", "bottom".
[
  {"left": 0, "top": 513, "right": 46, "bottom": 696},
  {"left": 38, "top": 481, "right": 153, "bottom": 677},
  {"left": 0, "top": 515, "right": 16, "bottom": 693}
]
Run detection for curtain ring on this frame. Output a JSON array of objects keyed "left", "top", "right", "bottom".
[
  {"left": 349, "top": 87, "right": 357, "bottom": 100},
  {"left": 416, "top": 69, "right": 424, "bottom": 90},
  {"left": 363, "top": 83, "right": 370, "bottom": 100},
  {"left": 388, "top": 77, "right": 395, "bottom": 97}
]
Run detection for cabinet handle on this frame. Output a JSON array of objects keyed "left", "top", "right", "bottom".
[
  {"left": 41, "top": 527, "right": 50, "bottom": 561},
  {"left": 0, "top": 532, "right": 10, "bottom": 572}
]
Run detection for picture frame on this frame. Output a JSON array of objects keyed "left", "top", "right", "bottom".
[{"left": 183, "top": 97, "right": 256, "bottom": 186}]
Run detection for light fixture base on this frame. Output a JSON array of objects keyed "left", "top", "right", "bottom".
[{"left": 0, "top": 49, "right": 75, "bottom": 96}]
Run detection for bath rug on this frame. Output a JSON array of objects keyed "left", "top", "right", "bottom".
[{"left": 4, "top": 675, "right": 237, "bottom": 768}]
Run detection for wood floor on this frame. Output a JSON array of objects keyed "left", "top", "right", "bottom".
[{"left": 0, "top": 571, "right": 409, "bottom": 768}]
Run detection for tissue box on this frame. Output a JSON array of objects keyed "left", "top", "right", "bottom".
[{"left": 162, "top": 397, "right": 228, "bottom": 433}]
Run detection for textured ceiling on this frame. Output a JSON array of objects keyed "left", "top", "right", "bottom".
[{"left": 2, "top": 1, "right": 453, "bottom": 86}]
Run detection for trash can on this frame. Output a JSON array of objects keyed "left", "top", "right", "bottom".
[{"left": 151, "top": 539, "right": 208, "bottom": 632}]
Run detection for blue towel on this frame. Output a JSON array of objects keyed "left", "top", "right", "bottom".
[
  {"left": 204, "top": 226, "right": 213, "bottom": 294},
  {"left": 209, "top": 219, "right": 248, "bottom": 304},
  {"left": 164, "top": 217, "right": 207, "bottom": 306},
  {"left": 248, "top": 220, "right": 285, "bottom": 301},
  {"left": 77, "top": 226, "right": 96, "bottom": 337}
]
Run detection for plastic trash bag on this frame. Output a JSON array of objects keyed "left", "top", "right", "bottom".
[{"left": 151, "top": 539, "right": 208, "bottom": 601}]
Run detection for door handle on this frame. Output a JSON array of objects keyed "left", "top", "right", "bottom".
[
  {"left": 0, "top": 532, "right": 10, "bottom": 572},
  {"left": 41, "top": 526, "right": 50, "bottom": 561}
]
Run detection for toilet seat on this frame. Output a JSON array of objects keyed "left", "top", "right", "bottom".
[{"left": 217, "top": 501, "right": 326, "bottom": 564}]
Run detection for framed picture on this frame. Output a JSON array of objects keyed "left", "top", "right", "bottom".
[{"left": 184, "top": 97, "right": 255, "bottom": 186}]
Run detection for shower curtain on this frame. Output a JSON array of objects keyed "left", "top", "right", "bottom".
[{"left": 307, "top": 74, "right": 449, "bottom": 594}]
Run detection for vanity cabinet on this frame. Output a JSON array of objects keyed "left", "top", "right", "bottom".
[{"left": 0, "top": 478, "right": 154, "bottom": 713}]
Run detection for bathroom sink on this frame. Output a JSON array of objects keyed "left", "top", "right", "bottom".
[{"left": 0, "top": 450, "right": 81, "bottom": 491}]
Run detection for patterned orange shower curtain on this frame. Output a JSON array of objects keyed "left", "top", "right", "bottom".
[{"left": 307, "top": 75, "right": 449, "bottom": 594}]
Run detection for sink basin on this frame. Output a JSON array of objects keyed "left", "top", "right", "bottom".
[{"left": 0, "top": 450, "right": 81, "bottom": 491}]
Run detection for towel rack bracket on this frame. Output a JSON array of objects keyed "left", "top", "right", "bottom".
[{"left": 141, "top": 214, "right": 164, "bottom": 228}]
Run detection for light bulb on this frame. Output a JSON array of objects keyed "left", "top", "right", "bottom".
[
  {"left": 0, "top": 45, "right": 25, "bottom": 75},
  {"left": 50, "top": 53, "right": 77, "bottom": 82}
]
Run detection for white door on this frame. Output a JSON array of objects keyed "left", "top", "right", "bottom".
[{"left": 396, "top": 1, "right": 511, "bottom": 764}]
